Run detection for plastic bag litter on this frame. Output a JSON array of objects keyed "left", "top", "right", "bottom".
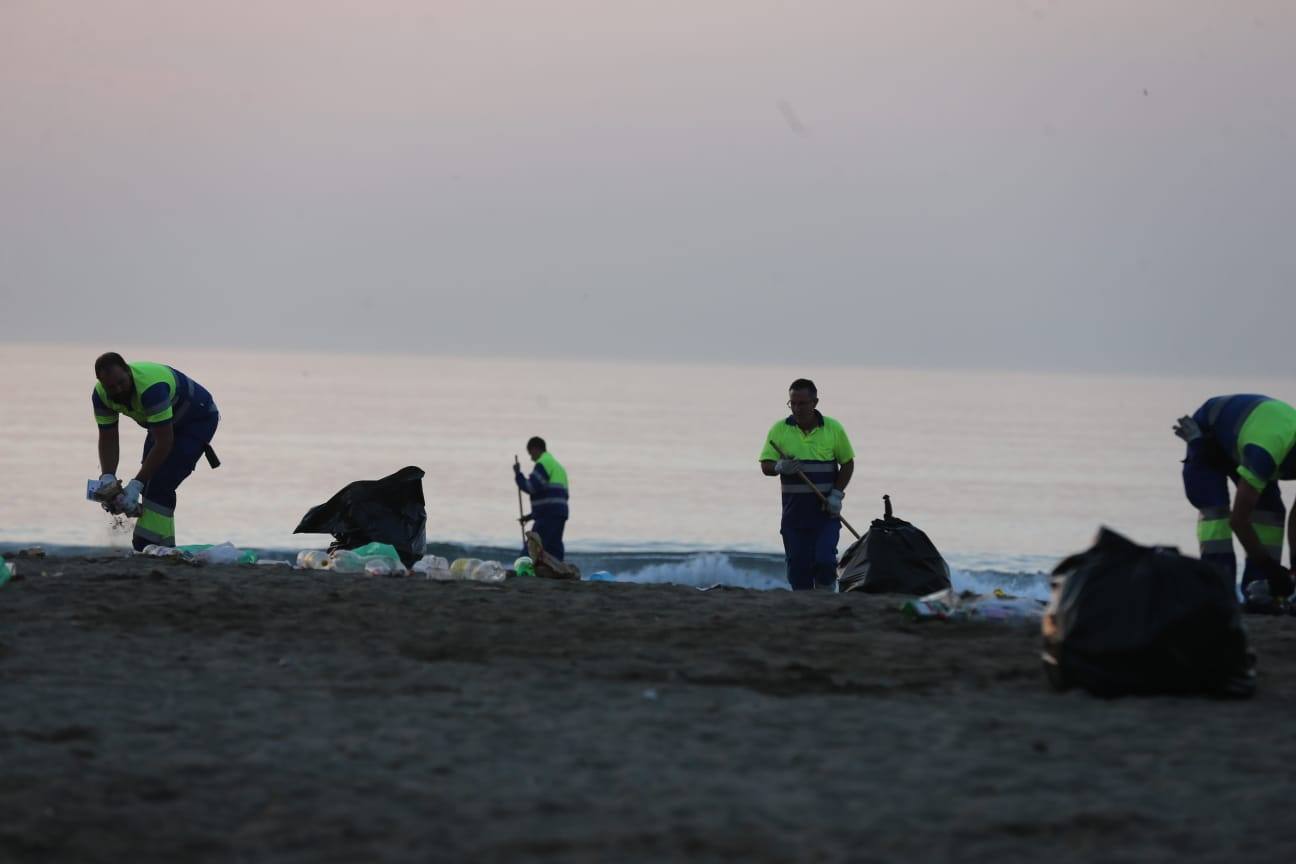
[
  {"left": 178, "top": 543, "right": 258, "bottom": 566},
  {"left": 293, "top": 466, "right": 427, "bottom": 567},
  {"left": 901, "top": 587, "right": 1045, "bottom": 622},
  {"left": 838, "top": 495, "right": 951, "bottom": 595},
  {"left": 1042, "top": 527, "right": 1255, "bottom": 699}
]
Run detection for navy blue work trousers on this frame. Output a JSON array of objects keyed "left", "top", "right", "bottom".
[{"left": 781, "top": 515, "right": 841, "bottom": 591}]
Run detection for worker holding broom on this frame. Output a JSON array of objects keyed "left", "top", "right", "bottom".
[
  {"left": 759, "top": 379, "right": 856, "bottom": 590},
  {"left": 514, "top": 436, "right": 570, "bottom": 561}
]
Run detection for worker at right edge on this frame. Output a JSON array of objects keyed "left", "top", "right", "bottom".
[
  {"left": 759, "top": 378, "right": 855, "bottom": 591},
  {"left": 1175, "top": 393, "right": 1296, "bottom": 603}
]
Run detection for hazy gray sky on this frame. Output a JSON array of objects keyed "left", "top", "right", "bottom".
[{"left": 3, "top": 1, "right": 1293, "bottom": 374}]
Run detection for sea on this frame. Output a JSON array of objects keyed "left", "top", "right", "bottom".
[{"left": 4, "top": 343, "right": 1291, "bottom": 598}]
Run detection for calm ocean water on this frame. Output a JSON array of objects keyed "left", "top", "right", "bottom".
[{"left": 3, "top": 343, "right": 1291, "bottom": 591}]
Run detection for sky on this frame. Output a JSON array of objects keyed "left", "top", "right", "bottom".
[{"left": 2, "top": 1, "right": 1293, "bottom": 374}]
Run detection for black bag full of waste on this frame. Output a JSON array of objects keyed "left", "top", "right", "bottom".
[
  {"left": 837, "top": 495, "right": 952, "bottom": 595},
  {"left": 293, "top": 466, "right": 427, "bottom": 567},
  {"left": 1041, "top": 527, "right": 1255, "bottom": 699}
]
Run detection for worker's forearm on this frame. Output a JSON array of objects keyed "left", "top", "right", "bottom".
[
  {"left": 760, "top": 461, "right": 777, "bottom": 477},
  {"left": 1230, "top": 517, "right": 1272, "bottom": 564},
  {"left": 834, "top": 462, "right": 854, "bottom": 491},
  {"left": 98, "top": 434, "right": 119, "bottom": 476}
]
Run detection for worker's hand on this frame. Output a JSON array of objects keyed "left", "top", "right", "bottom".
[
  {"left": 825, "top": 488, "right": 845, "bottom": 516},
  {"left": 1173, "top": 415, "right": 1203, "bottom": 444},
  {"left": 774, "top": 458, "right": 802, "bottom": 476},
  {"left": 93, "top": 473, "right": 120, "bottom": 502},
  {"left": 121, "top": 479, "right": 144, "bottom": 517}
]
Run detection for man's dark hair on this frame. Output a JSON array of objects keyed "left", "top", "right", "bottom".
[
  {"left": 527, "top": 436, "right": 546, "bottom": 452},
  {"left": 95, "top": 352, "right": 129, "bottom": 377},
  {"left": 788, "top": 378, "right": 817, "bottom": 397}
]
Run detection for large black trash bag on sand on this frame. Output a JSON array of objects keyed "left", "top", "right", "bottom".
[
  {"left": 837, "top": 495, "right": 951, "bottom": 595},
  {"left": 293, "top": 466, "right": 427, "bottom": 567},
  {"left": 1042, "top": 527, "right": 1255, "bottom": 699}
]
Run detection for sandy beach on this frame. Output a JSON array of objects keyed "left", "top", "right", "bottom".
[{"left": 3, "top": 556, "right": 1295, "bottom": 863}]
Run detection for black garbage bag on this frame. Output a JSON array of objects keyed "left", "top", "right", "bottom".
[
  {"left": 1042, "top": 527, "right": 1255, "bottom": 698},
  {"left": 837, "top": 495, "right": 951, "bottom": 595},
  {"left": 293, "top": 466, "right": 427, "bottom": 567}
]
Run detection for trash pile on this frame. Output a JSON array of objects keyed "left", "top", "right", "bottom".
[
  {"left": 137, "top": 542, "right": 258, "bottom": 566},
  {"left": 293, "top": 466, "right": 427, "bottom": 567},
  {"left": 296, "top": 542, "right": 409, "bottom": 575},
  {"left": 901, "top": 587, "right": 1045, "bottom": 622}
]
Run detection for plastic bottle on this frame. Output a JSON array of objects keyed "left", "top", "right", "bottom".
[
  {"left": 449, "top": 558, "right": 482, "bottom": 580},
  {"left": 469, "top": 561, "right": 507, "bottom": 584},
  {"left": 296, "top": 550, "right": 332, "bottom": 570},
  {"left": 364, "top": 557, "right": 400, "bottom": 577},
  {"left": 587, "top": 571, "right": 615, "bottom": 582},
  {"left": 413, "top": 555, "right": 451, "bottom": 578},
  {"left": 194, "top": 542, "right": 243, "bottom": 566},
  {"left": 330, "top": 550, "right": 365, "bottom": 573},
  {"left": 512, "top": 556, "right": 535, "bottom": 577}
]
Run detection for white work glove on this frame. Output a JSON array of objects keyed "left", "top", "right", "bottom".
[
  {"left": 825, "top": 488, "right": 844, "bottom": 516},
  {"left": 121, "top": 479, "right": 144, "bottom": 517},
  {"left": 1173, "top": 416, "right": 1203, "bottom": 444},
  {"left": 774, "top": 458, "right": 803, "bottom": 476}
]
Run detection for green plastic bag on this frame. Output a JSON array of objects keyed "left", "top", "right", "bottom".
[
  {"left": 347, "top": 542, "right": 402, "bottom": 561},
  {"left": 0, "top": 560, "right": 13, "bottom": 587}
]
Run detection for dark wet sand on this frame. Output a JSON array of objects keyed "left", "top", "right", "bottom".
[{"left": 2, "top": 556, "right": 1295, "bottom": 863}]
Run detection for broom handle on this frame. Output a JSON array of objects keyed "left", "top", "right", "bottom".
[
  {"left": 768, "top": 441, "right": 862, "bottom": 540},
  {"left": 515, "top": 455, "right": 528, "bottom": 548}
]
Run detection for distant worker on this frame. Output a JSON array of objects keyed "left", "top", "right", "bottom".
[
  {"left": 91, "top": 352, "right": 220, "bottom": 551},
  {"left": 1175, "top": 394, "right": 1296, "bottom": 599},
  {"left": 514, "top": 436, "right": 570, "bottom": 561},
  {"left": 759, "top": 379, "right": 855, "bottom": 590}
]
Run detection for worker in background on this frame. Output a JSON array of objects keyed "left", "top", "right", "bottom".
[
  {"left": 759, "top": 378, "right": 855, "bottom": 590},
  {"left": 515, "top": 436, "right": 569, "bottom": 561}
]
